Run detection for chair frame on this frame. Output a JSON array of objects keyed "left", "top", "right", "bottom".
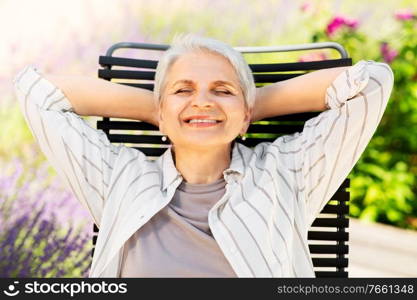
[{"left": 92, "top": 41, "right": 351, "bottom": 278}]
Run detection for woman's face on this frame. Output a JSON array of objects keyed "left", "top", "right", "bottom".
[{"left": 157, "top": 50, "right": 252, "bottom": 150}]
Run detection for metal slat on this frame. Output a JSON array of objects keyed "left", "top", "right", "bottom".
[
  {"left": 329, "top": 189, "right": 350, "bottom": 200},
  {"left": 312, "top": 258, "right": 348, "bottom": 268},
  {"left": 248, "top": 123, "right": 305, "bottom": 133},
  {"left": 311, "top": 217, "right": 349, "bottom": 228},
  {"left": 109, "top": 134, "right": 168, "bottom": 144},
  {"left": 309, "top": 244, "right": 349, "bottom": 254},
  {"left": 308, "top": 231, "right": 349, "bottom": 241},
  {"left": 117, "top": 82, "right": 154, "bottom": 90},
  {"left": 262, "top": 112, "right": 320, "bottom": 122},
  {"left": 98, "top": 55, "right": 351, "bottom": 73},
  {"left": 99, "top": 55, "right": 158, "bottom": 69},
  {"left": 321, "top": 203, "right": 349, "bottom": 214},
  {"left": 249, "top": 58, "right": 352, "bottom": 72},
  {"left": 97, "top": 120, "right": 158, "bottom": 131},
  {"left": 104, "top": 41, "right": 349, "bottom": 58},
  {"left": 132, "top": 147, "right": 168, "bottom": 156},
  {"left": 315, "top": 271, "right": 348, "bottom": 278},
  {"left": 98, "top": 69, "right": 155, "bottom": 80}
]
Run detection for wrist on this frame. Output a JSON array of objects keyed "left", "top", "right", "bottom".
[{"left": 251, "top": 87, "right": 265, "bottom": 122}]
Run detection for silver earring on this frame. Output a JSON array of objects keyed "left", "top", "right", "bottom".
[
  {"left": 161, "top": 135, "right": 167, "bottom": 142},
  {"left": 240, "top": 134, "right": 246, "bottom": 141}
]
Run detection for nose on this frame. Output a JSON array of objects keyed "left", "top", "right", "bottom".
[{"left": 190, "top": 90, "right": 214, "bottom": 108}]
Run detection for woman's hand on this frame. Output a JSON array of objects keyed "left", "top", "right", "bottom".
[
  {"left": 43, "top": 73, "right": 158, "bottom": 125},
  {"left": 149, "top": 102, "right": 160, "bottom": 127}
]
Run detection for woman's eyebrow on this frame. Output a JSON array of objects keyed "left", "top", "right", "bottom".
[
  {"left": 171, "top": 79, "right": 237, "bottom": 88},
  {"left": 212, "top": 80, "right": 238, "bottom": 89},
  {"left": 172, "top": 79, "right": 194, "bottom": 86}
]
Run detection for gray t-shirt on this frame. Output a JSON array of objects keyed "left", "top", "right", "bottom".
[{"left": 119, "top": 177, "right": 237, "bottom": 277}]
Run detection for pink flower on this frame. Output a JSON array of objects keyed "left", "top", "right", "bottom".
[
  {"left": 394, "top": 9, "right": 415, "bottom": 21},
  {"left": 298, "top": 52, "right": 329, "bottom": 62},
  {"left": 380, "top": 42, "right": 398, "bottom": 64},
  {"left": 326, "top": 16, "right": 344, "bottom": 36},
  {"left": 326, "top": 15, "right": 359, "bottom": 37},
  {"left": 344, "top": 17, "right": 359, "bottom": 29}
]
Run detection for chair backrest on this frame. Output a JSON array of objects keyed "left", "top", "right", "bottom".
[{"left": 92, "top": 41, "right": 351, "bottom": 278}]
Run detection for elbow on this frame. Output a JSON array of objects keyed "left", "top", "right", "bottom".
[{"left": 368, "top": 60, "right": 395, "bottom": 87}]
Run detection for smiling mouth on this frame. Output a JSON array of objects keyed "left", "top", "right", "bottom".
[{"left": 183, "top": 119, "right": 223, "bottom": 127}]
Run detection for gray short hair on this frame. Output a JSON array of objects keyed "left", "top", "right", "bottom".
[{"left": 153, "top": 33, "right": 256, "bottom": 110}]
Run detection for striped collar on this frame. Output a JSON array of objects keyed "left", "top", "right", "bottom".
[{"left": 157, "top": 141, "right": 253, "bottom": 191}]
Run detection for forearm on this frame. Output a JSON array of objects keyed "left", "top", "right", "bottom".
[
  {"left": 253, "top": 66, "right": 350, "bottom": 121},
  {"left": 43, "top": 74, "right": 158, "bottom": 126}
]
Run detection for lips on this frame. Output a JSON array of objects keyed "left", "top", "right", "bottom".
[
  {"left": 183, "top": 115, "right": 223, "bottom": 123},
  {"left": 184, "top": 120, "right": 222, "bottom": 128}
]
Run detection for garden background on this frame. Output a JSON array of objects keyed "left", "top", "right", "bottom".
[{"left": 1, "top": 0, "right": 416, "bottom": 277}]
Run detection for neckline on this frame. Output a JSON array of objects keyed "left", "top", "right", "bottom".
[{"left": 177, "top": 177, "right": 226, "bottom": 193}]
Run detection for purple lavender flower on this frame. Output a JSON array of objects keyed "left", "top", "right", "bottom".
[
  {"left": 1, "top": 158, "right": 92, "bottom": 231},
  {"left": 1, "top": 213, "right": 92, "bottom": 277},
  {"left": 0, "top": 158, "right": 93, "bottom": 277}
]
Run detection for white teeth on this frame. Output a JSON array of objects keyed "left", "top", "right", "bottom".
[{"left": 188, "top": 119, "right": 218, "bottom": 124}]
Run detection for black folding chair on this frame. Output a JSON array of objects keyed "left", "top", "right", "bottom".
[{"left": 93, "top": 41, "right": 351, "bottom": 278}]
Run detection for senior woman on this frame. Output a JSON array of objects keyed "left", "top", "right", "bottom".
[{"left": 13, "top": 33, "right": 394, "bottom": 278}]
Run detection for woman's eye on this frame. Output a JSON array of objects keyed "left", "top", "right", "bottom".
[
  {"left": 176, "top": 89, "right": 191, "bottom": 94},
  {"left": 215, "top": 90, "right": 231, "bottom": 94},
  {"left": 175, "top": 89, "right": 231, "bottom": 94}
]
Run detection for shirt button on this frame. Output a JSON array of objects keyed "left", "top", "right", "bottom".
[{"left": 139, "top": 215, "right": 144, "bottom": 219}]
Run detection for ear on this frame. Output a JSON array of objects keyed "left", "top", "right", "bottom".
[
  {"left": 157, "top": 104, "right": 165, "bottom": 135},
  {"left": 241, "top": 106, "right": 253, "bottom": 135}
]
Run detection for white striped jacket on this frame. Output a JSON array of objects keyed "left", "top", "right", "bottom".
[{"left": 13, "top": 60, "right": 394, "bottom": 277}]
